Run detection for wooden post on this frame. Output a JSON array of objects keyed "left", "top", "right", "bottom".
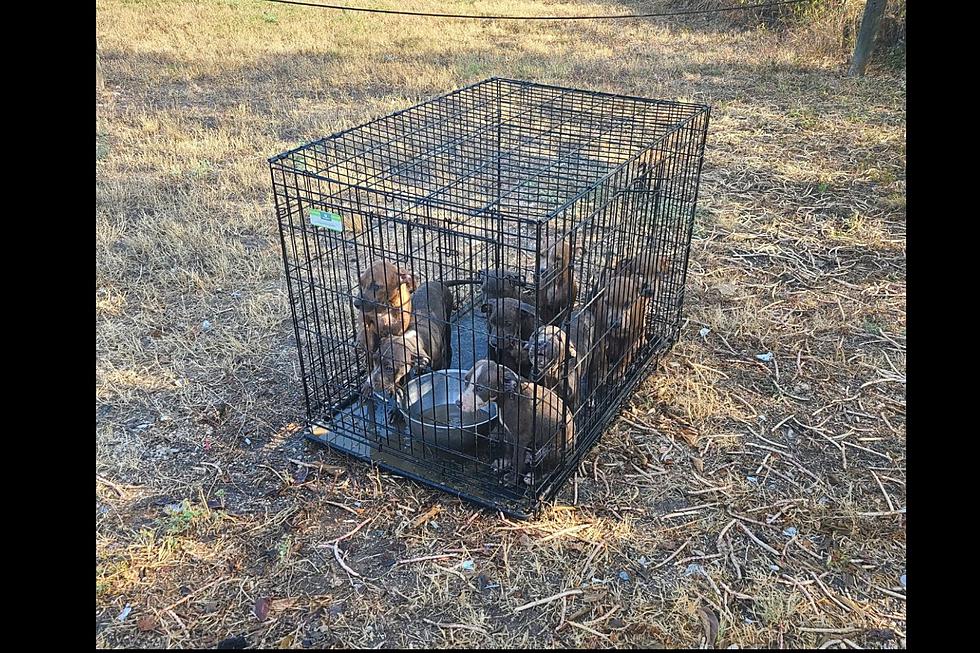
[
  {"left": 96, "top": 35, "right": 105, "bottom": 91},
  {"left": 849, "top": 0, "right": 887, "bottom": 77}
]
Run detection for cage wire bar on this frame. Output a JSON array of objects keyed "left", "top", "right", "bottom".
[{"left": 270, "top": 78, "right": 709, "bottom": 517}]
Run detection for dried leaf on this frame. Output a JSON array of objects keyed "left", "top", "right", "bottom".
[
  {"left": 271, "top": 598, "right": 297, "bottom": 611},
  {"left": 411, "top": 504, "right": 442, "bottom": 528},
  {"left": 136, "top": 614, "right": 157, "bottom": 632},
  {"left": 692, "top": 456, "right": 704, "bottom": 473},
  {"left": 679, "top": 428, "right": 700, "bottom": 447},
  {"left": 254, "top": 597, "right": 271, "bottom": 621},
  {"left": 698, "top": 606, "right": 720, "bottom": 648}
]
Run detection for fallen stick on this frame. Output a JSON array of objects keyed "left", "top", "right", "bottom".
[
  {"left": 514, "top": 589, "right": 583, "bottom": 613},
  {"left": 652, "top": 538, "right": 691, "bottom": 569},
  {"left": 324, "top": 517, "right": 373, "bottom": 545},
  {"left": 395, "top": 554, "right": 457, "bottom": 566},
  {"left": 737, "top": 522, "right": 781, "bottom": 557},
  {"left": 423, "top": 619, "right": 488, "bottom": 635},
  {"left": 856, "top": 507, "right": 905, "bottom": 517},
  {"left": 332, "top": 543, "right": 362, "bottom": 578},
  {"left": 565, "top": 620, "right": 610, "bottom": 639},
  {"left": 96, "top": 475, "right": 125, "bottom": 497},
  {"left": 536, "top": 524, "right": 592, "bottom": 544}
]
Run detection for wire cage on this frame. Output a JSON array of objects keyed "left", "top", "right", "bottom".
[{"left": 270, "top": 78, "right": 709, "bottom": 517}]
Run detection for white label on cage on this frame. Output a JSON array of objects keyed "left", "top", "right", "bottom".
[{"left": 309, "top": 209, "right": 343, "bottom": 232}]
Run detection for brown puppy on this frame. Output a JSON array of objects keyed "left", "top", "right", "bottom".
[
  {"left": 486, "top": 297, "right": 537, "bottom": 377},
  {"left": 457, "top": 359, "right": 574, "bottom": 486},
  {"left": 597, "top": 244, "right": 672, "bottom": 293},
  {"left": 477, "top": 268, "right": 532, "bottom": 315},
  {"left": 537, "top": 233, "right": 579, "bottom": 325},
  {"left": 363, "top": 330, "right": 429, "bottom": 396},
  {"left": 524, "top": 308, "right": 597, "bottom": 409},
  {"left": 353, "top": 260, "right": 416, "bottom": 368},
  {"left": 613, "top": 249, "right": 671, "bottom": 290},
  {"left": 362, "top": 281, "right": 455, "bottom": 396},
  {"left": 593, "top": 271, "right": 654, "bottom": 381}
]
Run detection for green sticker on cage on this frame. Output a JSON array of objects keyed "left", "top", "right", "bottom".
[{"left": 310, "top": 209, "right": 343, "bottom": 232}]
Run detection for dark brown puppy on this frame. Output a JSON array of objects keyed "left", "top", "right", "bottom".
[
  {"left": 537, "top": 233, "right": 579, "bottom": 325},
  {"left": 486, "top": 297, "right": 537, "bottom": 377},
  {"left": 477, "top": 268, "right": 532, "bottom": 315},
  {"left": 593, "top": 271, "right": 654, "bottom": 381},
  {"left": 353, "top": 260, "right": 416, "bottom": 368},
  {"left": 457, "top": 359, "right": 574, "bottom": 486},
  {"left": 408, "top": 281, "right": 454, "bottom": 372},
  {"left": 524, "top": 308, "right": 597, "bottom": 409},
  {"left": 362, "top": 281, "right": 454, "bottom": 396}
]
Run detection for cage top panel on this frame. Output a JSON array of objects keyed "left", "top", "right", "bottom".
[{"left": 270, "top": 78, "right": 709, "bottom": 223}]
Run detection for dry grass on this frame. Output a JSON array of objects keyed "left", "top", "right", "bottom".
[{"left": 96, "top": 0, "right": 906, "bottom": 648}]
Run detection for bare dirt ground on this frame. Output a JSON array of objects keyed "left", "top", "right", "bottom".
[{"left": 96, "top": 1, "right": 906, "bottom": 647}]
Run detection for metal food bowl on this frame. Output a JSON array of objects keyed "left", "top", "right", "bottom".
[{"left": 398, "top": 369, "right": 498, "bottom": 451}]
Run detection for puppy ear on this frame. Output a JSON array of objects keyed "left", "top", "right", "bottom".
[
  {"left": 566, "top": 340, "right": 578, "bottom": 359},
  {"left": 501, "top": 367, "right": 519, "bottom": 394},
  {"left": 398, "top": 268, "right": 417, "bottom": 291},
  {"left": 516, "top": 301, "right": 537, "bottom": 318}
]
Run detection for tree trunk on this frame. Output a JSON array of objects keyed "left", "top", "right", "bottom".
[{"left": 849, "top": 0, "right": 888, "bottom": 77}]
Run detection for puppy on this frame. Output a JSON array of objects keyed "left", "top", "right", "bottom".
[
  {"left": 613, "top": 249, "right": 671, "bottom": 288},
  {"left": 477, "top": 268, "right": 532, "bottom": 315},
  {"left": 537, "top": 233, "right": 579, "bottom": 324},
  {"left": 362, "top": 281, "right": 454, "bottom": 396},
  {"left": 593, "top": 271, "right": 654, "bottom": 382},
  {"left": 486, "top": 297, "right": 537, "bottom": 376},
  {"left": 353, "top": 260, "right": 416, "bottom": 368},
  {"left": 525, "top": 308, "right": 597, "bottom": 409},
  {"left": 457, "top": 359, "right": 574, "bottom": 486},
  {"left": 408, "top": 281, "right": 454, "bottom": 372},
  {"left": 363, "top": 331, "right": 430, "bottom": 397}
]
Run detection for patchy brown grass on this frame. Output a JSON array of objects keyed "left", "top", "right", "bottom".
[{"left": 96, "top": 0, "right": 905, "bottom": 648}]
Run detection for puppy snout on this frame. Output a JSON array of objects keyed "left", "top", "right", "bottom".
[{"left": 352, "top": 297, "right": 362, "bottom": 309}]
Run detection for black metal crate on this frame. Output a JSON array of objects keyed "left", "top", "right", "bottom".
[{"left": 269, "top": 78, "right": 709, "bottom": 517}]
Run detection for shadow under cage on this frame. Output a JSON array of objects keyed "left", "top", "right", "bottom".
[{"left": 269, "top": 78, "right": 709, "bottom": 518}]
